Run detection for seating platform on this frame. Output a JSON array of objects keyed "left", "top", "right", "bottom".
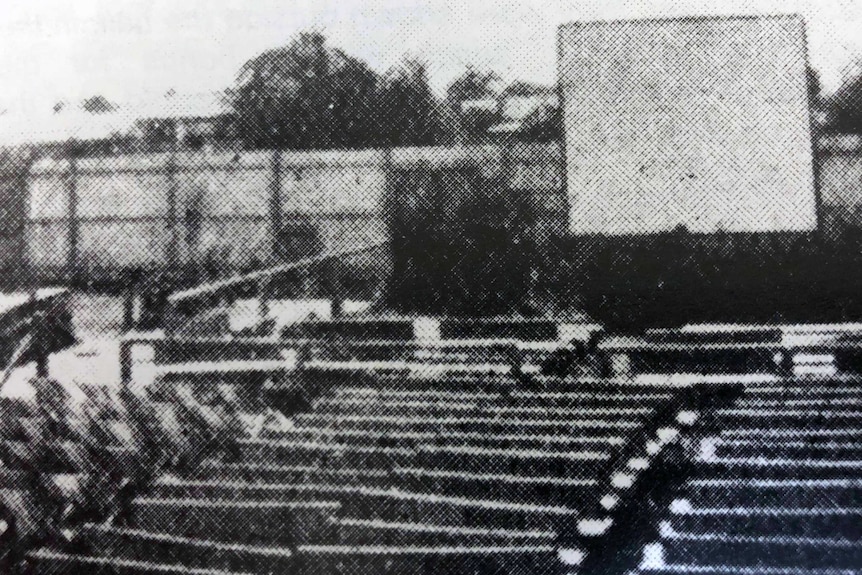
[
  {"left": 633, "top": 372, "right": 862, "bottom": 574},
  {"left": 25, "top": 321, "right": 862, "bottom": 574},
  {"left": 23, "top": 324, "right": 717, "bottom": 575}
]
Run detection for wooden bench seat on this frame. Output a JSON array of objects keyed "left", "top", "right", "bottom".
[
  {"left": 293, "top": 413, "right": 644, "bottom": 435},
  {"left": 666, "top": 502, "right": 862, "bottom": 540},
  {"left": 187, "top": 460, "right": 605, "bottom": 505},
  {"left": 26, "top": 549, "right": 255, "bottom": 575},
  {"left": 721, "top": 427, "right": 862, "bottom": 441},
  {"left": 715, "top": 408, "right": 862, "bottom": 427},
  {"left": 294, "top": 543, "right": 561, "bottom": 575},
  {"left": 130, "top": 497, "right": 340, "bottom": 546},
  {"left": 744, "top": 384, "right": 862, "bottom": 398},
  {"left": 190, "top": 461, "right": 392, "bottom": 485},
  {"left": 77, "top": 523, "right": 295, "bottom": 573},
  {"left": 321, "top": 389, "right": 674, "bottom": 407},
  {"left": 658, "top": 531, "right": 862, "bottom": 571},
  {"left": 236, "top": 438, "right": 613, "bottom": 477},
  {"left": 735, "top": 397, "right": 862, "bottom": 409},
  {"left": 393, "top": 466, "right": 601, "bottom": 505},
  {"left": 264, "top": 426, "right": 627, "bottom": 451},
  {"left": 684, "top": 478, "right": 862, "bottom": 509},
  {"left": 146, "top": 479, "right": 580, "bottom": 531},
  {"left": 598, "top": 336, "right": 783, "bottom": 375},
  {"left": 712, "top": 439, "right": 862, "bottom": 461},
  {"left": 309, "top": 397, "right": 656, "bottom": 420},
  {"left": 696, "top": 457, "right": 862, "bottom": 481},
  {"left": 331, "top": 517, "right": 555, "bottom": 546},
  {"left": 151, "top": 339, "right": 287, "bottom": 364}
]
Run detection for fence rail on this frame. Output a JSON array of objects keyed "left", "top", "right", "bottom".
[{"left": 20, "top": 143, "right": 566, "bottom": 281}]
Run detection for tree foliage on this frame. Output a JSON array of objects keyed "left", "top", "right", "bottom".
[
  {"left": 232, "top": 32, "right": 381, "bottom": 149},
  {"left": 832, "top": 67, "right": 862, "bottom": 134},
  {"left": 444, "top": 67, "right": 503, "bottom": 143},
  {"left": 232, "top": 33, "right": 448, "bottom": 149},
  {"left": 81, "top": 95, "right": 117, "bottom": 114},
  {"left": 377, "top": 58, "right": 440, "bottom": 147},
  {"left": 445, "top": 67, "right": 500, "bottom": 105}
]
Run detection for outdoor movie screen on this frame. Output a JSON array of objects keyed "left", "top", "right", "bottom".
[{"left": 558, "top": 15, "right": 817, "bottom": 236}]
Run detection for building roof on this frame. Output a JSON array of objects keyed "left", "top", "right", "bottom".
[{"left": 0, "top": 91, "right": 231, "bottom": 147}]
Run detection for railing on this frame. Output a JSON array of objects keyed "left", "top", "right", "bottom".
[
  {"left": 118, "top": 333, "right": 566, "bottom": 390},
  {"left": 152, "top": 240, "right": 390, "bottom": 337}
]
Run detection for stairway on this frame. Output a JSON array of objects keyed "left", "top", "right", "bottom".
[
  {"left": 634, "top": 374, "right": 862, "bottom": 574},
  {"left": 22, "top": 352, "right": 701, "bottom": 575}
]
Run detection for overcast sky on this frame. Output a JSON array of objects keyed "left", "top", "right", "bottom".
[{"left": 2, "top": 0, "right": 861, "bottom": 113}]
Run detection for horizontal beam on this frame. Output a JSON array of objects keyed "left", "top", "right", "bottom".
[{"left": 167, "top": 240, "right": 389, "bottom": 304}]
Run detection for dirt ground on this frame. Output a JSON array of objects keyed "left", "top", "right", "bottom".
[
  {"left": 0, "top": 292, "right": 336, "bottom": 403},
  {"left": 2, "top": 293, "right": 133, "bottom": 402}
]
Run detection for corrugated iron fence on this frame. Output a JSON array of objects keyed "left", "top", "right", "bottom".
[{"left": 18, "top": 143, "right": 566, "bottom": 287}]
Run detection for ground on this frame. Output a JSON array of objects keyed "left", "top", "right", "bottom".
[{"left": 2, "top": 293, "right": 131, "bottom": 403}]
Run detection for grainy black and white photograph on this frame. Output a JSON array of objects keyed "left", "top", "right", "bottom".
[{"left": 0, "top": 0, "right": 861, "bottom": 573}]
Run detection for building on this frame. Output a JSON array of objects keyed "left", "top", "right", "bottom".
[{"left": 0, "top": 91, "right": 234, "bottom": 156}]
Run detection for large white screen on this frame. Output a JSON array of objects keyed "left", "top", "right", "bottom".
[{"left": 558, "top": 15, "right": 817, "bottom": 235}]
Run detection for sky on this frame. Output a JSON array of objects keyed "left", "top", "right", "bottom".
[{"left": 1, "top": 0, "right": 861, "bottom": 113}]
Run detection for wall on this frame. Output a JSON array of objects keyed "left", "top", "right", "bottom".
[
  {"left": 19, "top": 143, "right": 567, "bottom": 292},
  {"left": 24, "top": 148, "right": 389, "bottom": 282},
  {"left": 15, "top": 138, "right": 862, "bottom": 277}
]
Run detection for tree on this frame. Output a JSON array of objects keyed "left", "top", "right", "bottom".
[
  {"left": 81, "top": 95, "right": 117, "bottom": 114},
  {"left": 232, "top": 32, "right": 380, "bottom": 149},
  {"left": 377, "top": 58, "right": 440, "bottom": 147},
  {"left": 831, "top": 64, "right": 862, "bottom": 134},
  {"left": 445, "top": 67, "right": 500, "bottom": 106},
  {"left": 444, "top": 67, "right": 502, "bottom": 143}
]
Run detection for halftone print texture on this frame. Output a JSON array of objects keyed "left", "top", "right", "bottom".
[{"left": 1, "top": 6, "right": 862, "bottom": 575}]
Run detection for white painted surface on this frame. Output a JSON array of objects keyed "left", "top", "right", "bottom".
[{"left": 559, "top": 15, "right": 816, "bottom": 234}]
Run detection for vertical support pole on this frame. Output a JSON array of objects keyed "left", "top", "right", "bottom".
[
  {"left": 123, "top": 278, "right": 135, "bottom": 332},
  {"left": 508, "top": 343, "right": 527, "bottom": 379},
  {"left": 379, "top": 146, "right": 395, "bottom": 308},
  {"left": 800, "top": 23, "right": 823, "bottom": 235},
  {"left": 29, "top": 291, "right": 49, "bottom": 378},
  {"left": 257, "top": 276, "right": 269, "bottom": 326},
  {"left": 270, "top": 148, "right": 282, "bottom": 263},
  {"left": 119, "top": 338, "right": 133, "bottom": 391},
  {"left": 21, "top": 151, "right": 34, "bottom": 291},
  {"left": 67, "top": 140, "right": 79, "bottom": 282},
  {"left": 166, "top": 145, "right": 179, "bottom": 269}
]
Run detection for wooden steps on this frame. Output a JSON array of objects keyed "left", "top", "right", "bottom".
[
  {"left": 637, "top": 375, "right": 862, "bottom": 575},
  {"left": 76, "top": 524, "right": 295, "bottom": 573},
  {"left": 130, "top": 497, "right": 340, "bottom": 545},
  {"left": 25, "top": 327, "right": 727, "bottom": 575}
]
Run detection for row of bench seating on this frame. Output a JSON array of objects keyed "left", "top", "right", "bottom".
[
  {"left": 634, "top": 372, "right": 862, "bottom": 573},
  {"left": 24, "top": 321, "right": 724, "bottom": 575},
  {"left": 16, "top": 319, "right": 862, "bottom": 574}
]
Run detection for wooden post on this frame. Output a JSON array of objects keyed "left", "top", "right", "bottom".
[
  {"left": 257, "top": 276, "right": 270, "bottom": 326},
  {"left": 119, "top": 338, "right": 133, "bottom": 390},
  {"left": 270, "top": 148, "right": 282, "bottom": 262},
  {"left": 166, "top": 146, "right": 179, "bottom": 268},
  {"left": 29, "top": 291, "right": 49, "bottom": 378},
  {"left": 379, "top": 146, "right": 395, "bottom": 309},
  {"left": 67, "top": 140, "right": 79, "bottom": 281}
]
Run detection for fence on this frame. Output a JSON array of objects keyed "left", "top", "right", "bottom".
[{"left": 21, "top": 143, "right": 567, "bottom": 286}]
